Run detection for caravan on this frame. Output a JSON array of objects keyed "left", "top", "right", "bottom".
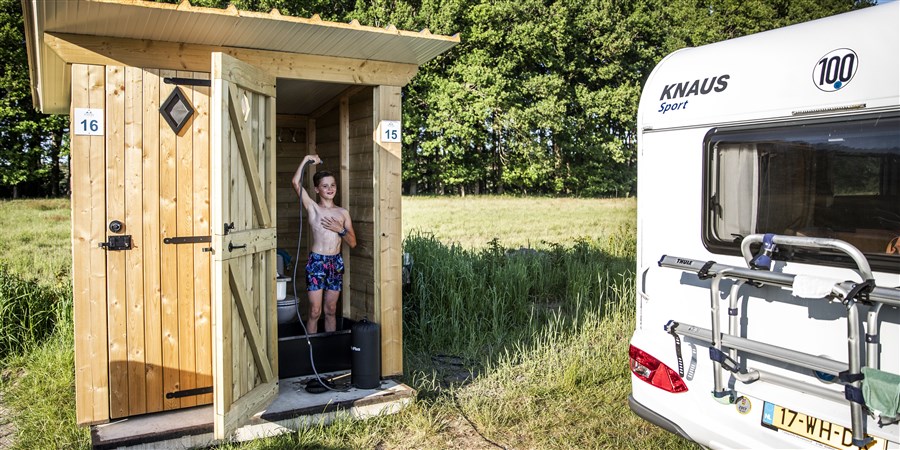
[{"left": 629, "top": 3, "right": 899, "bottom": 449}]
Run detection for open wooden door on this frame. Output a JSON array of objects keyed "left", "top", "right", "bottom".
[{"left": 209, "top": 53, "right": 279, "bottom": 440}]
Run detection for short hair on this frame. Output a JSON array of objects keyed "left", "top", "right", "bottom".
[{"left": 313, "top": 170, "right": 335, "bottom": 187}]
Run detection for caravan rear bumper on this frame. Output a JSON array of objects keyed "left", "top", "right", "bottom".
[{"left": 628, "top": 394, "right": 692, "bottom": 440}]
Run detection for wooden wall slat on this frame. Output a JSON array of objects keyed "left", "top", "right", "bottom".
[
  {"left": 249, "top": 88, "right": 263, "bottom": 390},
  {"left": 72, "top": 63, "right": 110, "bottom": 425},
  {"left": 193, "top": 71, "right": 213, "bottom": 405},
  {"left": 158, "top": 69, "right": 181, "bottom": 410},
  {"left": 106, "top": 65, "right": 129, "bottom": 419},
  {"left": 340, "top": 95, "right": 351, "bottom": 319},
  {"left": 232, "top": 84, "right": 245, "bottom": 401},
  {"left": 266, "top": 94, "right": 279, "bottom": 379},
  {"left": 175, "top": 71, "right": 197, "bottom": 408},
  {"left": 124, "top": 66, "right": 147, "bottom": 416},
  {"left": 71, "top": 63, "right": 92, "bottom": 425},
  {"left": 141, "top": 68, "right": 164, "bottom": 414},
  {"left": 88, "top": 65, "right": 110, "bottom": 422}
]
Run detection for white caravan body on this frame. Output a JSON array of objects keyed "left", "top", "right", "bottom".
[{"left": 630, "top": 4, "right": 900, "bottom": 449}]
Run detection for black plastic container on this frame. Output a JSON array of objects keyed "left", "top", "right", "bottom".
[
  {"left": 351, "top": 318, "right": 381, "bottom": 389},
  {"left": 277, "top": 318, "right": 353, "bottom": 379}
]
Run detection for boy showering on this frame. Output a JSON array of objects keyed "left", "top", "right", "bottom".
[{"left": 292, "top": 155, "right": 357, "bottom": 333}]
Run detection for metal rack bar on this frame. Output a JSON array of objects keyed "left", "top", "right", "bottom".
[
  {"left": 665, "top": 322, "right": 848, "bottom": 375},
  {"left": 659, "top": 234, "right": 900, "bottom": 447}
]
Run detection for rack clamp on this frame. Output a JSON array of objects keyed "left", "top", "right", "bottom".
[
  {"left": 841, "top": 279, "right": 876, "bottom": 305},
  {"left": 696, "top": 261, "right": 716, "bottom": 280},
  {"left": 709, "top": 346, "right": 740, "bottom": 373}
]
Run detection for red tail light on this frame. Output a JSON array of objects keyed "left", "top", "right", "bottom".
[{"left": 629, "top": 345, "right": 688, "bottom": 393}]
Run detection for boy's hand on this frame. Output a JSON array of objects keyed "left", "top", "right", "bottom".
[{"left": 320, "top": 216, "right": 345, "bottom": 234}]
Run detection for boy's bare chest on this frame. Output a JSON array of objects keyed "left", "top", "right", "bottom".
[{"left": 310, "top": 206, "right": 342, "bottom": 222}]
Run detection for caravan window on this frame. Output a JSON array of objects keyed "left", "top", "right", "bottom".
[{"left": 703, "top": 114, "right": 900, "bottom": 272}]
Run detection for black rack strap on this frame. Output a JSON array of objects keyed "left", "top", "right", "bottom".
[{"left": 665, "top": 321, "right": 685, "bottom": 377}]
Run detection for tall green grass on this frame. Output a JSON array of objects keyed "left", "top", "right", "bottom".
[
  {"left": 403, "top": 230, "right": 635, "bottom": 363},
  {"left": 1, "top": 319, "right": 89, "bottom": 449},
  {"left": 0, "top": 199, "right": 72, "bottom": 359},
  {"left": 0, "top": 265, "right": 71, "bottom": 358}
]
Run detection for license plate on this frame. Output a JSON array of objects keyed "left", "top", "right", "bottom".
[{"left": 761, "top": 402, "right": 887, "bottom": 450}]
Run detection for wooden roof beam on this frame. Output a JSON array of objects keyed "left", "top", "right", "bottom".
[
  {"left": 45, "top": 32, "right": 419, "bottom": 87},
  {"left": 309, "top": 85, "right": 367, "bottom": 119}
]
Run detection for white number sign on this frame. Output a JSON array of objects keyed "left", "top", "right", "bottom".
[
  {"left": 380, "top": 120, "right": 401, "bottom": 143},
  {"left": 74, "top": 108, "right": 104, "bottom": 136}
]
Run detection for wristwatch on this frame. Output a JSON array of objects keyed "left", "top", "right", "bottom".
[{"left": 338, "top": 228, "right": 348, "bottom": 237}]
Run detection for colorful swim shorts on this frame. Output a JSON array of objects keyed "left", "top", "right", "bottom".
[{"left": 305, "top": 252, "right": 344, "bottom": 292}]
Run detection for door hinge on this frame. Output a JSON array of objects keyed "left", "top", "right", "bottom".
[
  {"left": 164, "top": 235, "right": 212, "bottom": 252},
  {"left": 165, "top": 386, "right": 213, "bottom": 399},
  {"left": 163, "top": 235, "right": 212, "bottom": 245}
]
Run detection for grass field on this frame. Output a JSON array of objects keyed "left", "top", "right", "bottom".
[
  {"left": 402, "top": 195, "right": 636, "bottom": 249},
  {"left": 0, "top": 196, "right": 695, "bottom": 449}
]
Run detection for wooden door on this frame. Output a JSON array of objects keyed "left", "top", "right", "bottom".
[
  {"left": 210, "top": 53, "right": 279, "bottom": 440},
  {"left": 72, "top": 64, "right": 213, "bottom": 425}
]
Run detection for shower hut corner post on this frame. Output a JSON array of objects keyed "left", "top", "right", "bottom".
[{"left": 373, "top": 85, "right": 404, "bottom": 378}]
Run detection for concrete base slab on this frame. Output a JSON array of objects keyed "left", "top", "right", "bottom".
[{"left": 91, "top": 373, "right": 414, "bottom": 449}]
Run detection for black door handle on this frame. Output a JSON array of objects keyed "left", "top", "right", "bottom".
[{"left": 228, "top": 242, "right": 246, "bottom": 252}]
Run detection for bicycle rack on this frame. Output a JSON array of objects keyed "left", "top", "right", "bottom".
[{"left": 659, "top": 234, "right": 900, "bottom": 448}]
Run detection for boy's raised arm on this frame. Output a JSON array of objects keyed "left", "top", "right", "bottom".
[{"left": 291, "top": 154, "right": 321, "bottom": 210}]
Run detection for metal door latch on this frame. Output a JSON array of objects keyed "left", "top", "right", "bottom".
[{"left": 99, "top": 235, "right": 132, "bottom": 251}]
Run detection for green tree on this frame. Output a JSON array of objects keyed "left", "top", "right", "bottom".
[{"left": 0, "top": 0, "right": 68, "bottom": 197}]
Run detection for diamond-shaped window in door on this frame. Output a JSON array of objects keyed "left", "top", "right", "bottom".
[{"left": 159, "top": 87, "right": 195, "bottom": 134}]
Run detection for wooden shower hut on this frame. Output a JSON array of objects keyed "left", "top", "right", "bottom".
[{"left": 22, "top": 0, "right": 457, "bottom": 440}]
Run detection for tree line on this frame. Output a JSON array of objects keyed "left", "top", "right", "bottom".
[{"left": 0, "top": 0, "right": 870, "bottom": 198}]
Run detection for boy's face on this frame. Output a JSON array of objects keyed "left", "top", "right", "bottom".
[{"left": 315, "top": 176, "right": 337, "bottom": 200}]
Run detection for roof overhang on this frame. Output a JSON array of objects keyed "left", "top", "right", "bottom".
[{"left": 23, "top": 0, "right": 459, "bottom": 114}]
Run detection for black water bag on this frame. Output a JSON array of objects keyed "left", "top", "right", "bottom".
[{"left": 351, "top": 318, "right": 381, "bottom": 389}]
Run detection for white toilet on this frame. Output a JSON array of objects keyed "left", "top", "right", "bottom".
[{"left": 276, "top": 253, "right": 299, "bottom": 325}]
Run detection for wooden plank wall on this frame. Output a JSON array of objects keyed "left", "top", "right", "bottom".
[
  {"left": 71, "top": 64, "right": 213, "bottom": 425},
  {"left": 348, "top": 88, "right": 375, "bottom": 321},
  {"left": 274, "top": 116, "right": 308, "bottom": 297}
]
